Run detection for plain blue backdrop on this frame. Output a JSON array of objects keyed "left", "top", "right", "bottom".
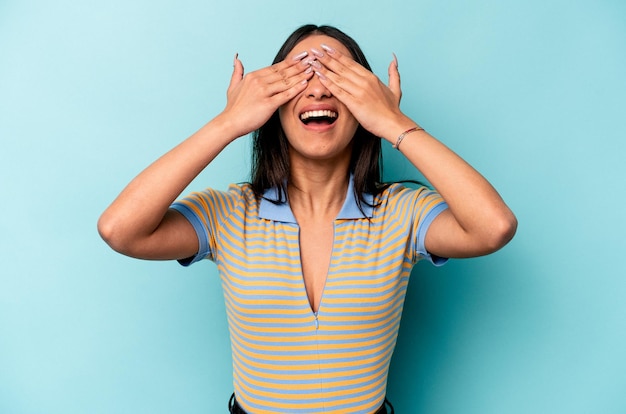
[{"left": 1, "top": 0, "right": 625, "bottom": 413}]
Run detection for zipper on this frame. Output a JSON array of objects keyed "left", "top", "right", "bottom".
[{"left": 298, "top": 221, "right": 336, "bottom": 331}]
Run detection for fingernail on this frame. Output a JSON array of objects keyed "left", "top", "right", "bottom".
[
  {"left": 302, "top": 58, "right": 322, "bottom": 69},
  {"left": 320, "top": 44, "right": 335, "bottom": 54},
  {"left": 392, "top": 52, "right": 398, "bottom": 68},
  {"left": 292, "top": 51, "right": 308, "bottom": 61},
  {"left": 304, "top": 66, "right": 313, "bottom": 74},
  {"left": 315, "top": 71, "right": 327, "bottom": 80},
  {"left": 233, "top": 52, "right": 239, "bottom": 66},
  {"left": 311, "top": 48, "right": 324, "bottom": 58}
]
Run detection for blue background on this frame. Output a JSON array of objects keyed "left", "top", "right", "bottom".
[{"left": 1, "top": 0, "right": 625, "bottom": 413}]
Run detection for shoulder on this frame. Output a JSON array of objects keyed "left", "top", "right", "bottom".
[
  {"left": 375, "top": 182, "right": 440, "bottom": 204},
  {"left": 371, "top": 183, "right": 447, "bottom": 221},
  {"left": 186, "top": 182, "right": 255, "bottom": 202},
  {"left": 172, "top": 183, "right": 258, "bottom": 216}
]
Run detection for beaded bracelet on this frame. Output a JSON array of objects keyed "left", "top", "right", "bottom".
[{"left": 392, "top": 126, "right": 424, "bottom": 150}]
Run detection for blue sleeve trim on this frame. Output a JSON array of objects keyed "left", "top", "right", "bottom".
[
  {"left": 416, "top": 201, "right": 449, "bottom": 266},
  {"left": 169, "top": 203, "right": 211, "bottom": 267}
]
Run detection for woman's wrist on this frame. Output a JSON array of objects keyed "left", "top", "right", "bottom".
[
  {"left": 380, "top": 115, "right": 421, "bottom": 145},
  {"left": 392, "top": 126, "right": 425, "bottom": 150},
  {"left": 209, "top": 112, "right": 249, "bottom": 145}
]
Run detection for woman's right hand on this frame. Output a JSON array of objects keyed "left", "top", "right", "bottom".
[
  {"left": 98, "top": 53, "right": 313, "bottom": 261},
  {"left": 220, "top": 52, "right": 314, "bottom": 138}
]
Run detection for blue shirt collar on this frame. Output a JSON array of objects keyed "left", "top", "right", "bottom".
[{"left": 258, "top": 175, "right": 374, "bottom": 223}]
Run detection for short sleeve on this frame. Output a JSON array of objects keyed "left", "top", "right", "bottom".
[
  {"left": 414, "top": 196, "right": 448, "bottom": 266},
  {"left": 170, "top": 185, "right": 242, "bottom": 266},
  {"left": 384, "top": 184, "right": 449, "bottom": 266}
]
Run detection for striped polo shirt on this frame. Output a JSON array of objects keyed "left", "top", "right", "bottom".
[{"left": 171, "top": 177, "right": 447, "bottom": 413}]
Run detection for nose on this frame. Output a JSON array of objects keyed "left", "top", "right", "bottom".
[{"left": 305, "top": 72, "right": 332, "bottom": 99}]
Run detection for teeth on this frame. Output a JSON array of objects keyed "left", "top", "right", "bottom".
[{"left": 300, "top": 110, "right": 338, "bottom": 121}]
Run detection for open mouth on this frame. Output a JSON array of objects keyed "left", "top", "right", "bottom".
[{"left": 300, "top": 110, "right": 338, "bottom": 126}]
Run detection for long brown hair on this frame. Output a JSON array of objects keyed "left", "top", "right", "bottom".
[{"left": 250, "top": 24, "right": 387, "bottom": 209}]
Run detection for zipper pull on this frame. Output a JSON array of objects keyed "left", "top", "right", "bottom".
[{"left": 314, "top": 312, "right": 319, "bottom": 330}]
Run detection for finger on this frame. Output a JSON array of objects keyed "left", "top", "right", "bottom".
[
  {"left": 261, "top": 58, "right": 313, "bottom": 95},
  {"left": 312, "top": 68, "right": 353, "bottom": 103},
  {"left": 233, "top": 53, "right": 244, "bottom": 78},
  {"left": 311, "top": 57, "right": 361, "bottom": 98},
  {"left": 228, "top": 53, "right": 244, "bottom": 94},
  {"left": 388, "top": 53, "right": 402, "bottom": 99},
  {"left": 316, "top": 44, "right": 369, "bottom": 78},
  {"left": 263, "top": 52, "right": 310, "bottom": 84},
  {"left": 265, "top": 67, "right": 313, "bottom": 97},
  {"left": 268, "top": 75, "right": 310, "bottom": 106},
  {"left": 312, "top": 46, "right": 373, "bottom": 97},
  {"left": 265, "top": 50, "right": 309, "bottom": 76}
]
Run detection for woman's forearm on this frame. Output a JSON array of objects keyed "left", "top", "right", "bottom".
[
  {"left": 387, "top": 120, "right": 517, "bottom": 255},
  {"left": 97, "top": 114, "right": 238, "bottom": 254}
]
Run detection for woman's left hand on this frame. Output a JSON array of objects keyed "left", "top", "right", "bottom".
[{"left": 311, "top": 45, "right": 415, "bottom": 142}]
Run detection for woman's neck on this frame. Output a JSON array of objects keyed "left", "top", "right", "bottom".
[{"left": 288, "top": 162, "right": 350, "bottom": 220}]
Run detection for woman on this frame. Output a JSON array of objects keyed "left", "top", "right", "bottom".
[{"left": 98, "top": 24, "right": 517, "bottom": 414}]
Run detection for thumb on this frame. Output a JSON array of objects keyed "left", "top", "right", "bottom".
[
  {"left": 388, "top": 53, "right": 402, "bottom": 101},
  {"left": 228, "top": 53, "right": 244, "bottom": 93}
]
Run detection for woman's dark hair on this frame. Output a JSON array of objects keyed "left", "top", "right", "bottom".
[{"left": 250, "top": 24, "right": 388, "bottom": 208}]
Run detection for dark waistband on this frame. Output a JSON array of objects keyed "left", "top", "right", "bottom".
[{"left": 228, "top": 393, "right": 394, "bottom": 414}]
